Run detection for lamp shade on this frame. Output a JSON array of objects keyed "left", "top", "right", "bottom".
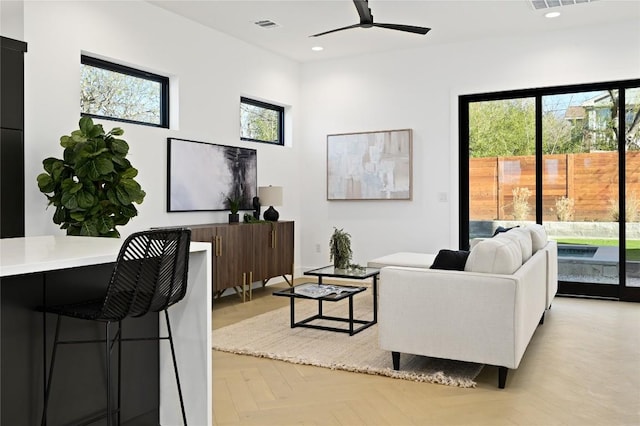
[{"left": 258, "top": 186, "right": 283, "bottom": 207}]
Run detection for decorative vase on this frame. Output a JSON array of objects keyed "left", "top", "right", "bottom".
[
  {"left": 228, "top": 213, "right": 239, "bottom": 223},
  {"left": 264, "top": 206, "right": 279, "bottom": 221}
]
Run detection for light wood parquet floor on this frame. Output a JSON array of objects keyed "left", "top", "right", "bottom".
[{"left": 212, "top": 280, "right": 640, "bottom": 426}]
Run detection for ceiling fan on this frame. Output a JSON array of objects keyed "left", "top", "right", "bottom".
[{"left": 310, "top": 0, "right": 431, "bottom": 38}]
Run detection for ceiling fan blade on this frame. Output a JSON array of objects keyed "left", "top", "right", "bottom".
[
  {"left": 372, "top": 23, "right": 431, "bottom": 35},
  {"left": 310, "top": 1, "right": 431, "bottom": 38},
  {"left": 353, "top": 0, "right": 373, "bottom": 25},
  {"left": 310, "top": 23, "right": 362, "bottom": 38}
]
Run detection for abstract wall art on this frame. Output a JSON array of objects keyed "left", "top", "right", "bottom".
[
  {"left": 167, "top": 138, "right": 257, "bottom": 212},
  {"left": 326, "top": 129, "right": 412, "bottom": 200}
]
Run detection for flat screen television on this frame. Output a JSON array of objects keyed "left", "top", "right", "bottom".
[{"left": 167, "top": 138, "right": 257, "bottom": 212}]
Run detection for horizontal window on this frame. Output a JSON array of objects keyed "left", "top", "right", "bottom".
[
  {"left": 240, "top": 97, "right": 284, "bottom": 145},
  {"left": 80, "top": 55, "right": 169, "bottom": 128}
]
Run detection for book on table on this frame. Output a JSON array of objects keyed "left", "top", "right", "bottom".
[{"left": 294, "top": 283, "right": 360, "bottom": 299}]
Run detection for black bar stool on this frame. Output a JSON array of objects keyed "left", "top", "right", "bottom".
[{"left": 40, "top": 228, "right": 191, "bottom": 425}]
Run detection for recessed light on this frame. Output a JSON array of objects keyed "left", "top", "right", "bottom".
[
  {"left": 311, "top": 46, "right": 324, "bottom": 52},
  {"left": 545, "top": 11, "right": 561, "bottom": 18}
]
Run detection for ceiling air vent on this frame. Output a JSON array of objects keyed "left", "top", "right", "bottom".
[
  {"left": 530, "top": 0, "right": 597, "bottom": 10},
  {"left": 254, "top": 19, "right": 280, "bottom": 29}
]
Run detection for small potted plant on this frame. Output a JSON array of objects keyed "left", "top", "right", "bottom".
[
  {"left": 225, "top": 194, "right": 242, "bottom": 223},
  {"left": 329, "top": 227, "right": 352, "bottom": 270}
]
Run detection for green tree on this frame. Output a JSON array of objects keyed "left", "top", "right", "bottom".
[
  {"left": 240, "top": 103, "right": 279, "bottom": 143},
  {"left": 81, "top": 65, "right": 161, "bottom": 125},
  {"left": 542, "top": 110, "right": 579, "bottom": 154},
  {"left": 469, "top": 98, "right": 536, "bottom": 158},
  {"left": 469, "top": 97, "right": 610, "bottom": 157},
  {"left": 594, "top": 89, "right": 640, "bottom": 152}
]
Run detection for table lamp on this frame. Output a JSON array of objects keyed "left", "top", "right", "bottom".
[{"left": 258, "top": 186, "right": 282, "bottom": 221}]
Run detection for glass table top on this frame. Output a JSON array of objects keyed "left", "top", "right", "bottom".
[{"left": 304, "top": 265, "right": 380, "bottom": 279}]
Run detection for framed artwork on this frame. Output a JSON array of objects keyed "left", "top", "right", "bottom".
[
  {"left": 327, "top": 129, "right": 412, "bottom": 200},
  {"left": 167, "top": 138, "right": 257, "bottom": 212}
]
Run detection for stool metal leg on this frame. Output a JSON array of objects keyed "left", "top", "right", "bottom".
[
  {"left": 105, "top": 321, "right": 113, "bottom": 426},
  {"left": 117, "top": 320, "right": 122, "bottom": 426},
  {"left": 164, "top": 310, "right": 187, "bottom": 425},
  {"left": 41, "top": 315, "right": 62, "bottom": 426},
  {"left": 41, "top": 314, "right": 185, "bottom": 425}
]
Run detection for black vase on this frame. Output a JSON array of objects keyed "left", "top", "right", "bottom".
[
  {"left": 263, "top": 206, "right": 279, "bottom": 221},
  {"left": 228, "top": 213, "right": 239, "bottom": 223}
]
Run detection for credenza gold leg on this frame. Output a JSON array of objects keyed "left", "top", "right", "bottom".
[{"left": 242, "top": 273, "right": 247, "bottom": 303}]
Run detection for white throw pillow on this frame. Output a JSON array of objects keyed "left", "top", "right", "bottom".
[
  {"left": 526, "top": 224, "right": 548, "bottom": 253},
  {"left": 464, "top": 237, "right": 523, "bottom": 274},
  {"left": 495, "top": 227, "right": 533, "bottom": 263}
]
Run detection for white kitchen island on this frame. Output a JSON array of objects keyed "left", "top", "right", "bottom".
[{"left": 0, "top": 235, "right": 212, "bottom": 425}]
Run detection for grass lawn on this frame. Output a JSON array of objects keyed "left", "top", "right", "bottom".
[{"left": 554, "top": 237, "right": 640, "bottom": 261}]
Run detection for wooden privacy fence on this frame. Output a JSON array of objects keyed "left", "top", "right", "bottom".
[{"left": 470, "top": 151, "right": 640, "bottom": 222}]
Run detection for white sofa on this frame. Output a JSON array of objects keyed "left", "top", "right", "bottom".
[{"left": 371, "top": 224, "right": 557, "bottom": 388}]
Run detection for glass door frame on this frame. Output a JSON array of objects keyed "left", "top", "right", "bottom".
[{"left": 458, "top": 78, "right": 640, "bottom": 302}]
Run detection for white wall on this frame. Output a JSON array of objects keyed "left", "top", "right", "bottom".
[
  {"left": 298, "top": 19, "right": 640, "bottom": 269},
  {"left": 15, "top": 2, "right": 640, "bottom": 273},
  {"left": 22, "top": 0, "right": 302, "bottom": 268},
  {"left": 1, "top": 0, "right": 24, "bottom": 41}
]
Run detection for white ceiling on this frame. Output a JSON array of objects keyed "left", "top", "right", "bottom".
[{"left": 148, "top": 0, "right": 640, "bottom": 63}]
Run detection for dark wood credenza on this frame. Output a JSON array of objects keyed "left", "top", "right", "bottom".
[{"left": 188, "top": 221, "right": 294, "bottom": 300}]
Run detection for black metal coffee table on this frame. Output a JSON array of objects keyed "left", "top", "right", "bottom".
[{"left": 272, "top": 265, "right": 380, "bottom": 336}]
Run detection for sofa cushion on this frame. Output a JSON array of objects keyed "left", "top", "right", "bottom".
[
  {"left": 495, "top": 227, "right": 533, "bottom": 263},
  {"left": 430, "top": 249, "right": 470, "bottom": 271},
  {"left": 464, "top": 237, "right": 522, "bottom": 274},
  {"left": 526, "top": 224, "right": 548, "bottom": 253},
  {"left": 367, "top": 252, "right": 437, "bottom": 269}
]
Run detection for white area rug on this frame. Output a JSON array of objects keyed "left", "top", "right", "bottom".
[{"left": 213, "top": 292, "right": 483, "bottom": 388}]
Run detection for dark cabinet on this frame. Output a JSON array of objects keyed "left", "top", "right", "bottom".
[
  {"left": 213, "top": 223, "right": 254, "bottom": 296},
  {"left": 1, "top": 265, "right": 159, "bottom": 425},
  {"left": 1, "top": 37, "right": 26, "bottom": 129},
  {"left": 253, "top": 221, "right": 294, "bottom": 285},
  {"left": 189, "top": 221, "right": 294, "bottom": 300},
  {"left": 1, "top": 36, "right": 27, "bottom": 238},
  {"left": 0, "top": 128, "right": 24, "bottom": 236}
]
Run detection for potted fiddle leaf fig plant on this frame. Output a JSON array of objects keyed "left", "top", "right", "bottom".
[
  {"left": 36, "top": 117, "right": 146, "bottom": 237},
  {"left": 329, "top": 227, "right": 352, "bottom": 269}
]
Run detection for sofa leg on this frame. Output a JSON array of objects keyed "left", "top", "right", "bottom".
[
  {"left": 392, "top": 352, "right": 400, "bottom": 370},
  {"left": 498, "top": 367, "right": 508, "bottom": 389},
  {"left": 539, "top": 311, "right": 545, "bottom": 325}
]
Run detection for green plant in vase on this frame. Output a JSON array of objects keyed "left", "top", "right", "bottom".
[
  {"left": 225, "top": 193, "right": 242, "bottom": 223},
  {"left": 329, "top": 227, "right": 352, "bottom": 269},
  {"left": 36, "top": 117, "right": 145, "bottom": 237}
]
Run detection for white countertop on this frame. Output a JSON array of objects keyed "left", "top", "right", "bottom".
[{"left": 0, "top": 235, "right": 211, "bottom": 277}]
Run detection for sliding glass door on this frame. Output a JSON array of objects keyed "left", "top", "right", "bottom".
[
  {"left": 542, "top": 90, "right": 620, "bottom": 296},
  {"left": 467, "top": 97, "right": 536, "bottom": 239},
  {"left": 459, "top": 79, "right": 640, "bottom": 302},
  {"left": 625, "top": 88, "right": 640, "bottom": 297}
]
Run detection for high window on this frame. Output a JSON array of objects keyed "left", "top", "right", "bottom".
[
  {"left": 240, "top": 97, "right": 284, "bottom": 145},
  {"left": 80, "top": 55, "right": 169, "bottom": 128}
]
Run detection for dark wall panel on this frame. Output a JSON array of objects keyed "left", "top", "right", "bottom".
[
  {"left": 0, "top": 36, "right": 27, "bottom": 238},
  {"left": 0, "top": 128, "right": 25, "bottom": 237},
  {"left": 1, "top": 39, "right": 25, "bottom": 130}
]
